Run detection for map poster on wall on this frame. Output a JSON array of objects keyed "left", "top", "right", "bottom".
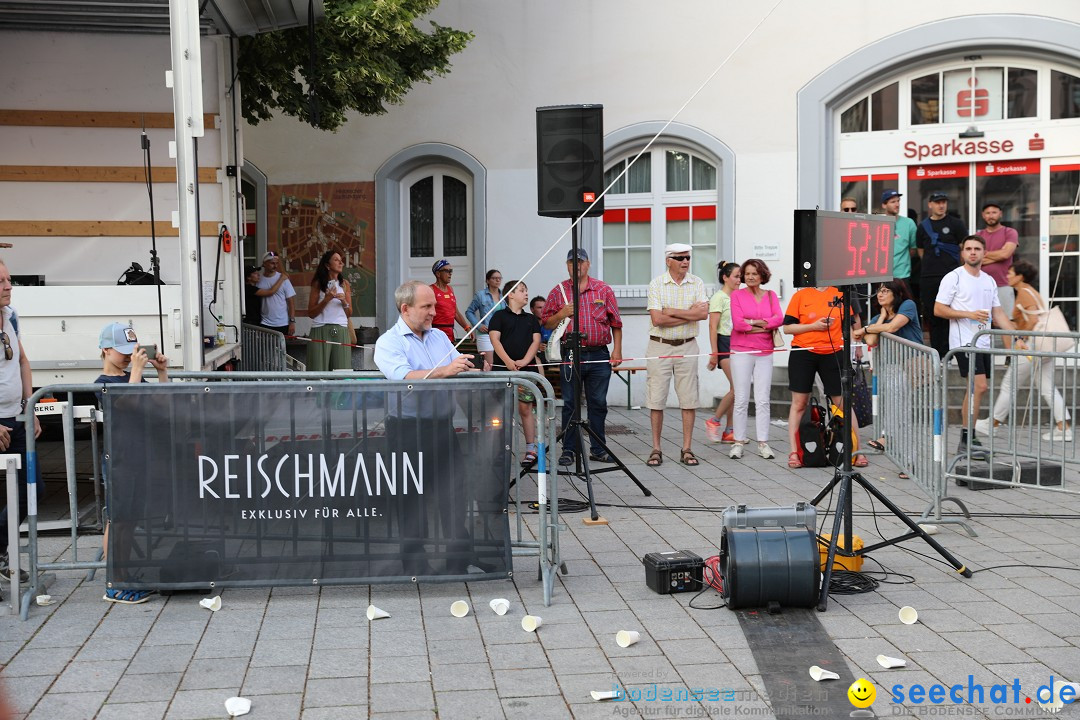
[{"left": 266, "top": 182, "right": 376, "bottom": 318}]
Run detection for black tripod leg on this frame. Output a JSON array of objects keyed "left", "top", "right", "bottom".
[
  {"left": 810, "top": 472, "right": 840, "bottom": 506},
  {"left": 575, "top": 423, "right": 600, "bottom": 521},
  {"left": 817, "top": 470, "right": 850, "bottom": 611},
  {"left": 851, "top": 472, "right": 972, "bottom": 577},
  {"left": 580, "top": 423, "right": 652, "bottom": 497}
]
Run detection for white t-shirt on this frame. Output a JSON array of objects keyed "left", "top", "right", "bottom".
[
  {"left": 0, "top": 306, "right": 24, "bottom": 417},
  {"left": 257, "top": 271, "right": 297, "bottom": 327},
  {"left": 935, "top": 266, "right": 999, "bottom": 349}
]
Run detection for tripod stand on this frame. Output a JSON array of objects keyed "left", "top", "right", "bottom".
[
  {"left": 811, "top": 286, "right": 971, "bottom": 611},
  {"left": 556, "top": 223, "right": 651, "bottom": 522}
]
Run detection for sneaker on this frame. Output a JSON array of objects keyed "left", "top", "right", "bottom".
[
  {"left": 957, "top": 435, "right": 986, "bottom": 458},
  {"left": 729, "top": 443, "right": 744, "bottom": 459},
  {"left": 0, "top": 564, "right": 31, "bottom": 584},
  {"left": 1042, "top": 427, "right": 1074, "bottom": 442},
  {"left": 758, "top": 443, "right": 775, "bottom": 460},
  {"left": 705, "top": 417, "right": 723, "bottom": 443},
  {"left": 721, "top": 429, "right": 736, "bottom": 444},
  {"left": 974, "top": 418, "right": 995, "bottom": 437},
  {"left": 558, "top": 452, "right": 574, "bottom": 467}
]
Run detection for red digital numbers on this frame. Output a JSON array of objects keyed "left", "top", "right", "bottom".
[{"left": 845, "top": 221, "right": 892, "bottom": 276}]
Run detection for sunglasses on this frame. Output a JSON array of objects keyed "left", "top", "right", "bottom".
[
  {"left": 0, "top": 332, "right": 11, "bottom": 361},
  {"left": 668, "top": 255, "right": 691, "bottom": 262},
  {"left": 841, "top": 207, "right": 857, "bottom": 213}
]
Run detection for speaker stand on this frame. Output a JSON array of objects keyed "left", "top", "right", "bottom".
[{"left": 812, "top": 286, "right": 971, "bottom": 612}]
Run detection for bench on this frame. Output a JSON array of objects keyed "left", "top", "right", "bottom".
[{"left": 613, "top": 365, "right": 646, "bottom": 410}]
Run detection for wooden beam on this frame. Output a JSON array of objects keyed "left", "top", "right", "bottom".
[
  {"left": 0, "top": 165, "right": 219, "bottom": 184},
  {"left": 0, "top": 110, "right": 217, "bottom": 129},
  {"left": 0, "top": 221, "right": 221, "bottom": 237}
]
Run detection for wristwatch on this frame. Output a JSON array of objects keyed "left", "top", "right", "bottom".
[{"left": 288, "top": 317, "right": 296, "bottom": 322}]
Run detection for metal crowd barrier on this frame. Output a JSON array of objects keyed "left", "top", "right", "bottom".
[
  {"left": 12, "top": 371, "right": 561, "bottom": 620},
  {"left": 875, "top": 334, "right": 974, "bottom": 535},
  {"left": 241, "top": 323, "right": 292, "bottom": 372},
  {"left": 945, "top": 329, "right": 1080, "bottom": 495}
]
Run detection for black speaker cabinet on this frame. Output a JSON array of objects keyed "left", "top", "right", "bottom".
[{"left": 536, "top": 104, "right": 604, "bottom": 218}]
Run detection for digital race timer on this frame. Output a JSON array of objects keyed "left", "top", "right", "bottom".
[{"left": 793, "top": 210, "right": 896, "bottom": 288}]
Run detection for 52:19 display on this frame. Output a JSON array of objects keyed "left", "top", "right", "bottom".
[{"left": 844, "top": 221, "right": 892, "bottom": 277}]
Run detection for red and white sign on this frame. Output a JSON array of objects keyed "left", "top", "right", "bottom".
[
  {"left": 908, "top": 163, "right": 969, "bottom": 180},
  {"left": 975, "top": 159, "right": 1040, "bottom": 176}
]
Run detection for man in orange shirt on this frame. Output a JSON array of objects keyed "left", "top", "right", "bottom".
[
  {"left": 430, "top": 259, "right": 472, "bottom": 343},
  {"left": 782, "top": 286, "right": 864, "bottom": 468}
]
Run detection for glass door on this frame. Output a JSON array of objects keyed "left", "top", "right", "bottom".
[
  {"left": 1048, "top": 162, "right": 1080, "bottom": 329},
  {"left": 974, "top": 159, "right": 1040, "bottom": 270}
]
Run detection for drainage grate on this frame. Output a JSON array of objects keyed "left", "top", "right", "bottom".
[{"left": 605, "top": 424, "right": 635, "bottom": 436}]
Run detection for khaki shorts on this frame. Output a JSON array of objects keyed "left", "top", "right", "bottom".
[{"left": 645, "top": 338, "right": 700, "bottom": 410}]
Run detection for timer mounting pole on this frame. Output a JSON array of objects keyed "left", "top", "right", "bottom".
[{"left": 810, "top": 286, "right": 972, "bottom": 612}]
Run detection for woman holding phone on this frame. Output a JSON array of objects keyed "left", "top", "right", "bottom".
[{"left": 307, "top": 250, "right": 352, "bottom": 371}]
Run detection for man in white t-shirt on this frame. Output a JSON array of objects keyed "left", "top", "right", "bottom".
[
  {"left": 934, "top": 235, "right": 1015, "bottom": 452},
  {"left": 256, "top": 251, "right": 297, "bottom": 336}
]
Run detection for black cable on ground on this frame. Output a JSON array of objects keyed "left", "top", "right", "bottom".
[{"left": 688, "top": 555, "right": 727, "bottom": 610}]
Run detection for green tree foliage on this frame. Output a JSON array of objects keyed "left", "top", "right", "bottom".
[{"left": 238, "top": 0, "right": 472, "bottom": 131}]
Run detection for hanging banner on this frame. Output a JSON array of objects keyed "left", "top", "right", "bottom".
[{"left": 103, "top": 380, "right": 513, "bottom": 588}]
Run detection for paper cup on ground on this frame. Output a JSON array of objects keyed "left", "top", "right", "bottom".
[
  {"left": 224, "top": 696, "right": 251, "bottom": 717},
  {"left": 521, "top": 615, "right": 543, "bottom": 632},
  {"left": 898, "top": 606, "right": 919, "bottom": 624},
  {"left": 35, "top": 595, "right": 55, "bottom": 607},
  {"left": 590, "top": 690, "right": 618, "bottom": 701},
  {"left": 199, "top": 596, "right": 222, "bottom": 612},
  {"left": 489, "top": 598, "right": 510, "bottom": 616},
  {"left": 918, "top": 524, "right": 939, "bottom": 535},
  {"left": 876, "top": 654, "right": 906, "bottom": 669},
  {"left": 616, "top": 630, "right": 640, "bottom": 648},
  {"left": 450, "top": 600, "right": 470, "bottom": 618},
  {"left": 366, "top": 604, "right": 391, "bottom": 621},
  {"left": 809, "top": 665, "right": 840, "bottom": 681}
]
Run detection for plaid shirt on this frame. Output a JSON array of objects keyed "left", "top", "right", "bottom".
[
  {"left": 647, "top": 272, "right": 708, "bottom": 340},
  {"left": 540, "top": 276, "right": 622, "bottom": 348}
]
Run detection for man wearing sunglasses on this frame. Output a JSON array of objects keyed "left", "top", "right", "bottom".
[
  {"left": 0, "top": 261, "right": 42, "bottom": 583},
  {"left": 645, "top": 243, "right": 709, "bottom": 467}
]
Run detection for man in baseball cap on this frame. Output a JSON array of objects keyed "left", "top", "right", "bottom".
[
  {"left": 256, "top": 251, "right": 296, "bottom": 336},
  {"left": 916, "top": 190, "right": 968, "bottom": 359},
  {"left": 880, "top": 190, "right": 916, "bottom": 293}
]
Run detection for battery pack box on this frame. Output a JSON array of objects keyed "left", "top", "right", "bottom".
[
  {"left": 643, "top": 550, "right": 704, "bottom": 594},
  {"left": 722, "top": 502, "right": 817, "bottom": 530},
  {"left": 818, "top": 534, "right": 864, "bottom": 572},
  {"left": 957, "top": 460, "right": 1063, "bottom": 491}
]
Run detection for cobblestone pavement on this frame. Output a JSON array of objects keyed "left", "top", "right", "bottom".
[{"left": 2, "top": 408, "right": 1079, "bottom": 719}]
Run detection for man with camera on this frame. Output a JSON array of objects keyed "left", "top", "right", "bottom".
[
  {"left": 540, "top": 249, "right": 624, "bottom": 467},
  {"left": 256, "top": 251, "right": 296, "bottom": 337}
]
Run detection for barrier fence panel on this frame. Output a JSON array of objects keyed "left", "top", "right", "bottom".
[
  {"left": 945, "top": 329, "right": 1080, "bottom": 495},
  {"left": 876, "top": 334, "right": 975, "bottom": 534},
  {"left": 18, "top": 373, "right": 562, "bottom": 619},
  {"left": 241, "top": 323, "right": 289, "bottom": 372}
]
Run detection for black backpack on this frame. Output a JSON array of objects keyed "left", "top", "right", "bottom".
[{"left": 796, "top": 396, "right": 830, "bottom": 468}]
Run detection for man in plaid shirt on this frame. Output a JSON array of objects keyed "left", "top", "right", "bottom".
[{"left": 541, "top": 249, "right": 624, "bottom": 466}]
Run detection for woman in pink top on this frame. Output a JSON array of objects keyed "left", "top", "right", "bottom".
[{"left": 728, "top": 258, "right": 784, "bottom": 460}]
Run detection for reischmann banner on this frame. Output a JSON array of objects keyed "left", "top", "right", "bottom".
[{"left": 102, "top": 380, "right": 513, "bottom": 589}]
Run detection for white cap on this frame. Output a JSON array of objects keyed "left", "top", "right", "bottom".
[{"left": 664, "top": 243, "right": 692, "bottom": 256}]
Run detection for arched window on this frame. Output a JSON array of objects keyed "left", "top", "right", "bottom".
[{"left": 600, "top": 147, "right": 719, "bottom": 288}]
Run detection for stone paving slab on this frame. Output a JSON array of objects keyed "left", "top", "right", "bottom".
[{"left": 1, "top": 408, "right": 1079, "bottom": 719}]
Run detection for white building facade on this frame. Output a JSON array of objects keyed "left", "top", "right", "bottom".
[{"left": 245, "top": 3, "right": 1080, "bottom": 407}]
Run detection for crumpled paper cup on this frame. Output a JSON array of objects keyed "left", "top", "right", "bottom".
[
  {"left": 366, "top": 604, "right": 390, "bottom": 620},
  {"left": 809, "top": 665, "right": 840, "bottom": 681},
  {"left": 35, "top": 595, "right": 55, "bottom": 606},
  {"left": 590, "top": 690, "right": 619, "bottom": 701},
  {"left": 225, "top": 696, "right": 251, "bottom": 717},
  {"left": 877, "top": 654, "right": 906, "bottom": 669},
  {"left": 199, "top": 596, "right": 222, "bottom": 612},
  {"left": 450, "top": 600, "right": 470, "bottom": 618},
  {"left": 898, "top": 605, "right": 919, "bottom": 624}
]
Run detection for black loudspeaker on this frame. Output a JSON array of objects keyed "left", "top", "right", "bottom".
[
  {"left": 720, "top": 526, "right": 820, "bottom": 610},
  {"left": 536, "top": 104, "right": 604, "bottom": 218}
]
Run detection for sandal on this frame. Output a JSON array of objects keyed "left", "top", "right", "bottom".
[
  {"left": 853, "top": 455, "right": 869, "bottom": 468},
  {"left": 103, "top": 588, "right": 153, "bottom": 605},
  {"left": 787, "top": 451, "right": 803, "bottom": 469},
  {"left": 867, "top": 439, "right": 886, "bottom": 452},
  {"left": 646, "top": 450, "right": 663, "bottom": 467},
  {"left": 521, "top": 450, "right": 538, "bottom": 466},
  {"left": 680, "top": 449, "right": 699, "bottom": 466},
  {"left": 898, "top": 471, "right": 910, "bottom": 479}
]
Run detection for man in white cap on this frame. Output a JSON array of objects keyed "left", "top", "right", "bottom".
[
  {"left": 645, "top": 243, "right": 709, "bottom": 467},
  {"left": 256, "top": 251, "right": 296, "bottom": 337}
]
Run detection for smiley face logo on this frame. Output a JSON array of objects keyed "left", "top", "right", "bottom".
[{"left": 848, "top": 678, "right": 876, "bottom": 708}]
